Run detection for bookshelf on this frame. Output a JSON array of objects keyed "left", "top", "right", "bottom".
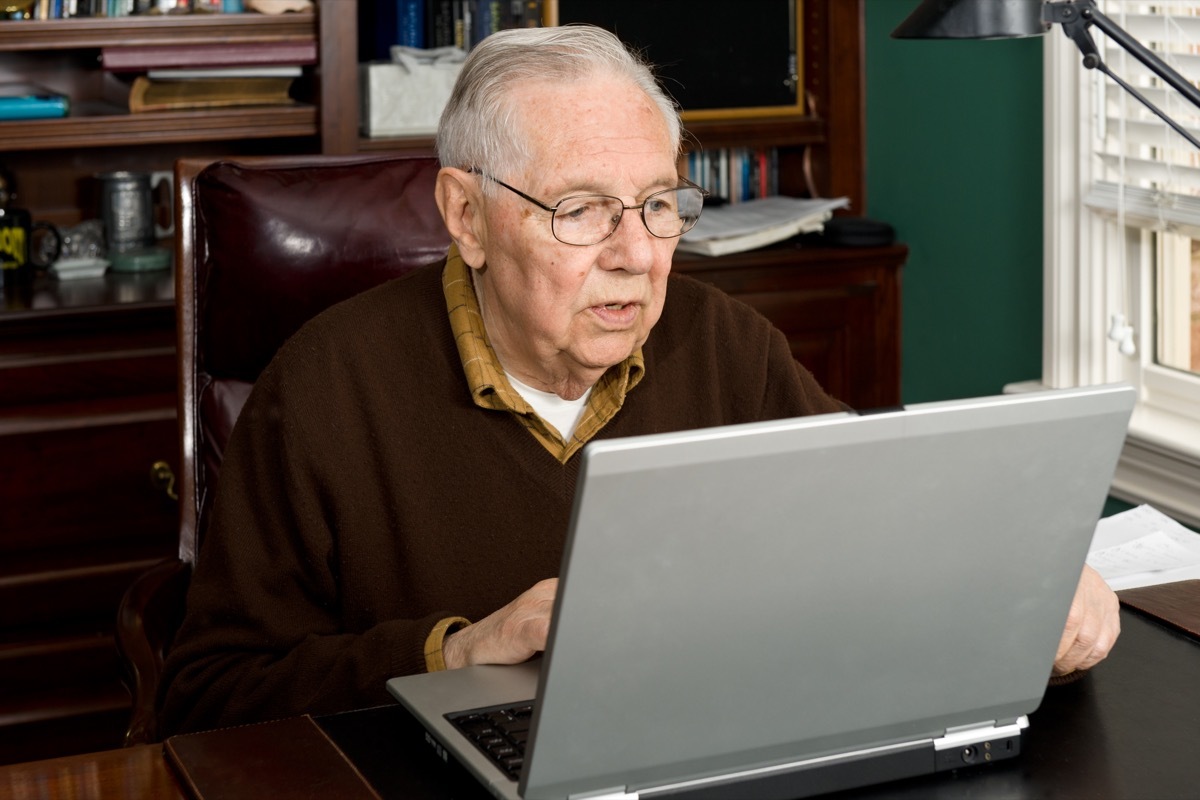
[
  {"left": 0, "top": 0, "right": 900, "bottom": 764},
  {"left": 0, "top": 3, "right": 358, "bottom": 767}
]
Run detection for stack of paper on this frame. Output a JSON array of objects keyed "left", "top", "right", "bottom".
[
  {"left": 1087, "top": 504, "right": 1200, "bottom": 590},
  {"left": 677, "top": 195, "right": 849, "bottom": 257}
]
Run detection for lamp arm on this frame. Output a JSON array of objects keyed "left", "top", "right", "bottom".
[{"left": 1046, "top": 0, "right": 1200, "bottom": 149}]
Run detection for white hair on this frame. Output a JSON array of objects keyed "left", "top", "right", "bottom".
[{"left": 436, "top": 25, "right": 682, "bottom": 187}]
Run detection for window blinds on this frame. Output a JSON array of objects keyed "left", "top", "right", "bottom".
[{"left": 1084, "top": 2, "right": 1200, "bottom": 234}]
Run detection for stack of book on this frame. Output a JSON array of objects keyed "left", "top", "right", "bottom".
[
  {"left": 26, "top": 0, "right": 262, "bottom": 20},
  {"left": 370, "top": 0, "right": 544, "bottom": 60},
  {"left": 101, "top": 40, "right": 316, "bottom": 113},
  {"left": 684, "top": 148, "right": 780, "bottom": 206}
]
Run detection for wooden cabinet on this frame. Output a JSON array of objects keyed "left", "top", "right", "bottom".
[
  {"left": 0, "top": 277, "right": 176, "bottom": 764},
  {"left": 0, "top": 7, "right": 354, "bottom": 766},
  {"left": 0, "top": 0, "right": 899, "bottom": 763},
  {"left": 676, "top": 243, "right": 904, "bottom": 410}
]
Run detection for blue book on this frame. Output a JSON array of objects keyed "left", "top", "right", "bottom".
[
  {"left": 397, "top": 0, "right": 425, "bottom": 48},
  {"left": 0, "top": 84, "right": 69, "bottom": 121}
]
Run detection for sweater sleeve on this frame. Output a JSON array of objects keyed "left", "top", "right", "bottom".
[{"left": 157, "top": 360, "right": 449, "bottom": 736}]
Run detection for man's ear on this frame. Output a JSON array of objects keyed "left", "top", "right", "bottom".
[{"left": 435, "top": 168, "right": 487, "bottom": 268}]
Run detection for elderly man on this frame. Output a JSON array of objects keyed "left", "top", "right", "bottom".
[{"left": 159, "top": 25, "right": 1118, "bottom": 736}]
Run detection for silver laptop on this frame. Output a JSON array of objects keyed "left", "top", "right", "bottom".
[{"left": 388, "top": 384, "right": 1135, "bottom": 800}]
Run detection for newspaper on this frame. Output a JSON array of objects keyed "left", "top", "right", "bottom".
[
  {"left": 677, "top": 195, "right": 849, "bottom": 257},
  {"left": 1087, "top": 504, "right": 1200, "bottom": 590}
]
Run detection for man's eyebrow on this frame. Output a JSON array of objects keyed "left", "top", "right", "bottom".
[{"left": 550, "top": 176, "right": 681, "bottom": 199}]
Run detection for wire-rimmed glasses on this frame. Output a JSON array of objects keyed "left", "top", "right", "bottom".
[{"left": 475, "top": 171, "right": 708, "bottom": 246}]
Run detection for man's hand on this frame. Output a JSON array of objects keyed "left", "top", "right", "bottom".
[
  {"left": 442, "top": 578, "right": 558, "bottom": 670},
  {"left": 1053, "top": 564, "right": 1120, "bottom": 676}
]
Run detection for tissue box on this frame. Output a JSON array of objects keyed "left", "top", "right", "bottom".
[{"left": 361, "top": 60, "right": 461, "bottom": 137}]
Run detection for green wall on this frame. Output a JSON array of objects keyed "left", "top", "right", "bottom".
[{"left": 863, "top": 1, "right": 1045, "bottom": 403}]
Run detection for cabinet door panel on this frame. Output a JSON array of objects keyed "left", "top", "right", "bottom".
[{"left": 0, "top": 414, "right": 178, "bottom": 556}]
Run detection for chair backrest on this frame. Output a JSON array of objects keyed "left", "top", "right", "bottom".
[
  {"left": 118, "top": 153, "right": 450, "bottom": 745},
  {"left": 177, "top": 153, "right": 450, "bottom": 563}
]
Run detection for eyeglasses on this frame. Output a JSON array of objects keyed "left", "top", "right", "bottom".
[{"left": 475, "top": 171, "right": 708, "bottom": 247}]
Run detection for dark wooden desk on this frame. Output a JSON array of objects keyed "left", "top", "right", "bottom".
[
  {"left": 320, "top": 607, "right": 1200, "bottom": 800},
  {"left": 3, "top": 597, "right": 1195, "bottom": 800}
]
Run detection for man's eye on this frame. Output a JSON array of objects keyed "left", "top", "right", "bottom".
[{"left": 559, "top": 200, "right": 601, "bottom": 220}]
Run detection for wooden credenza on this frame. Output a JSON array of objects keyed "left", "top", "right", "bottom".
[
  {"left": 676, "top": 243, "right": 906, "bottom": 411},
  {"left": 0, "top": 269, "right": 178, "bottom": 765}
]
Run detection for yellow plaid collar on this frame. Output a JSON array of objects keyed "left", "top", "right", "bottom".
[{"left": 442, "top": 245, "right": 644, "bottom": 462}]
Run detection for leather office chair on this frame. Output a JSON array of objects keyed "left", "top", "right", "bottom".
[{"left": 115, "top": 153, "right": 451, "bottom": 745}]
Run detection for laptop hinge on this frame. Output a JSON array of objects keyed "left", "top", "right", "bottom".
[
  {"left": 932, "top": 715, "right": 1028, "bottom": 771},
  {"left": 567, "top": 790, "right": 637, "bottom": 800}
]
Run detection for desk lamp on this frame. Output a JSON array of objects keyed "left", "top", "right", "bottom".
[{"left": 893, "top": 0, "right": 1200, "bottom": 150}]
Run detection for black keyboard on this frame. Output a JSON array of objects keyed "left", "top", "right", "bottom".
[{"left": 446, "top": 703, "right": 535, "bottom": 781}]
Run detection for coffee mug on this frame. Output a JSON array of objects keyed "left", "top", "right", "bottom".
[
  {"left": 96, "top": 170, "right": 174, "bottom": 255},
  {"left": 0, "top": 205, "right": 59, "bottom": 289}
]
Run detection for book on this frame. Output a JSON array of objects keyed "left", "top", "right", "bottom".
[
  {"left": 165, "top": 715, "right": 380, "bottom": 800},
  {"left": 453, "top": 0, "right": 472, "bottom": 51},
  {"left": 472, "top": 0, "right": 502, "bottom": 46},
  {"left": 128, "top": 75, "right": 296, "bottom": 113},
  {"left": 398, "top": 0, "right": 426, "bottom": 48},
  {"left": 676, "top": 195, "right": 850, "bottom": 257},
  {"left": 101, "top": 40, "right": 318, "bottom": 72},
  {"left": 508, "top": 0, "right": 542, "bottom": 27},
  {"left": 427, "top": 0, "right": 455, "bottom": 47},
  {"left": 245, "top": 0, "right": 312, "bottom": 11},
  {"left": 146, "top": 65, "right": 304, "bottom": 80},
  {"left": 0, "top": 82, "right": 69, "bottom": 120},
  {"left": 1118, "top": 580, "right": 1200, "bottom": 642}
]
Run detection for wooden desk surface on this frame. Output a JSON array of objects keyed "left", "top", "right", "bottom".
[
  {"left": 4, "top": 607, "right": 1197, "bottom": 800},
  {"left": 0, "top": 743, "right": 185, "bottom": 800}
]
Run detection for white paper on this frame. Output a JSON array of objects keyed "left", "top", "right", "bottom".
[
  {"left": 1087, "top": 504, "right": 1200, "bottom": 590},
  {"left": 681, "top": 196, "right": 848, "bottom": 242}
]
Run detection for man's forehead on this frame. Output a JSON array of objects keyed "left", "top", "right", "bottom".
[{"left": 511, "top": 79, "right": 677, "bottom": 195}]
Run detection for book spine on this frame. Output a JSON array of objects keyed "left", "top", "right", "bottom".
[
  {"left": 471, "top": 0, "right": 500, "bottom": 46},
  {"left": 0, "top": 96, "right": 70, "bottom": 121},
  {"left": 520, "top": 0, "right": 540, "bottom": 26},
  {"left": 128, "top": 75, "right": 295, "bottom": 113},
  {"left": 740, "top": 149, "right": 749, "bottom": 203},
  {"left": 426, "top": 0, "right": 453, "bottom": 48},
  {"left": 453, "top": 0, "right": 472, "bottom": 51},
  {"left": 398, "top": 0, "right": 426, "bottom": 48}
]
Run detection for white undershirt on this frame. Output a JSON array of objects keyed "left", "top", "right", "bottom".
[{"left": 505, "top": 372, "right": 592, "bottom": 441}]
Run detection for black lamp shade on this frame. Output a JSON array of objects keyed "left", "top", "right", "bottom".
[{"left": 892, "top": 0, "right": 1050, "bottom": 40}]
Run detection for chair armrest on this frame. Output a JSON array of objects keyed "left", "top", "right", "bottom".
[{"left": 115, "top": 557, "right": 192, "bottom": 746}]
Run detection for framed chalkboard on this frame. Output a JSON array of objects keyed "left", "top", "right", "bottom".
[{"left": 546, "top": 0, "right": 802, "bottom": 120}]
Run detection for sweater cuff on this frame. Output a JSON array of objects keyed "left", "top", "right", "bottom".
[
  {"left": 1048, "top": 669, "right": 1089, "bottom": 687},
  {"left": 424, "top": 616, "right": 472, "bottom": 672}
]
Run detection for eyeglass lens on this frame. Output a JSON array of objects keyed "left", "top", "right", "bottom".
[{"left": 552, "top": 187, "right": 705, "bottom": 246}]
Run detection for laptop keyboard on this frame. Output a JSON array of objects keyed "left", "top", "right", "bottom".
[{"left": 446, "top": 703, "right": 535, "bottom": 781}]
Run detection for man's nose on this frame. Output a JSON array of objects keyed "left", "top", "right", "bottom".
[{"left": 599, "top": 208, "right": 657, "bottom": 273}]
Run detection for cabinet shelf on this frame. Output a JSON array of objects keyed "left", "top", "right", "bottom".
[
  {"left": 0, "top": 13, "right": 315, "bottom": 51},
  {"left": 684, "top": 115, "right": 825, "bottom": 151},
  {"left": 0, "top": 104, "right": 317, "bottom": 151}
]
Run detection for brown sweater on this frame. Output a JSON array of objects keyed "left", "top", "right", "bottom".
[{"left": 158, "top": 261, "right": 844, "bottom": 735}]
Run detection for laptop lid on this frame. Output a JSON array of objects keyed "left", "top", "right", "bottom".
[{"left": 391, "top": 384, "right": 1135, "bottom": 800}]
